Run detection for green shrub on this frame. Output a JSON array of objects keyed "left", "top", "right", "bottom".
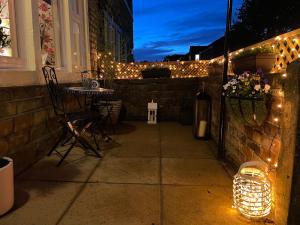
[
  {"left": 233, "top": 46, "right": 275, "bottom": 60},
  {"left": 141, "top": 68, "right": 171, "bottom": 79}
]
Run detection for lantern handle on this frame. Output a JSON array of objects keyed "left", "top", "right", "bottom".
[{"left": 238, "top": 161, "right": 269, "bottom": 176}]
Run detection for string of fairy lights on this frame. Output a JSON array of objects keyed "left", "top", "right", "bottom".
[
  {"left": 95, "top": 32, "right": 299, "bottom": 80},
  {"left": 94, "top": 32, "right": 298, "bottom": 169},
  {"left": 96, "top": 52, "right": 209, "bottom": 79},
  {"left": 266, "top": 71, "right": 287, "bottom": 170}
]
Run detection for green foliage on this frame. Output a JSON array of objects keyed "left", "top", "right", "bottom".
[
  {"left": 233, "top": 47, "right": 275, "bottom": 60},
  {"left": 141, "top": 68, "right": 171, "bottom": 79}
]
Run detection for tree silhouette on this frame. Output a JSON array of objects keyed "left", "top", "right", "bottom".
[{"left": 235, "top": 0, "right": 300, "bottom": 41}]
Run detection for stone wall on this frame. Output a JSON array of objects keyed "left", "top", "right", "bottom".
[
  {"left": 114, "top": 78, "right": 200, "bottom": 121},
  {"left": 0, "top": 85, "right": 81, "bottom": 175},
  {"left": 200, "top": 61, "right": 300, "bottom": 225}
]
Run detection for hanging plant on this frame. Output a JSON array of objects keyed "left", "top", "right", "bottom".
[{"left": 223, "top": 71, "right": 271, "bottom": 126}]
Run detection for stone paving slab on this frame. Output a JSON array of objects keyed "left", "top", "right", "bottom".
[
  {"left": 18, "top": 148, "right": 101, "bottom": 183},
  {"left": 162, "top": 185, "right": 252, "bottom": 225},
  {"left": 59, "top": 183, "right": 160, "bottom": 225},
  {"left": 0, "top": 122, "right": 262, "bottom": 225},
  {"left": 89, "top": 157, "right": 160, "bottom": 184},
  {"left": 0, "top": 181, "right": 83, "bottom": 225},
  {"left": 162, "top": 158, "right": 232, "bottom": 186}
]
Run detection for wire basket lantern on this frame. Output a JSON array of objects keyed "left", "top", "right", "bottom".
[{"left": 233, "top": 161, "right": 272, "bottom": 219}]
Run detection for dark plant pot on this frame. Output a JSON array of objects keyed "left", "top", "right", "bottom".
[
  {"left": 207, "top": 64, "right": 224, "bottom": 76},
  {"left": 226, "top": 97, "right": 268, "bottom": 127},
  {"left": 231, "top": 54, "right": 276, "bottom": 75}
]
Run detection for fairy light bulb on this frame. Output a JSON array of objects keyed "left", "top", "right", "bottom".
[
  {"left": 274, "top": 118, "right": 279, "bottom": 123},
  {"left": 282, "top": 73, "right": 287, "bottom": 78},
  {"left": 277, "top": 104, "right": 282, "bottom": 109},
  {"left": 274, "top": 163, "right": 278, "bottom": 168},
  {"left": 267, "top": 158, "right": 271, "bottom": 162}
]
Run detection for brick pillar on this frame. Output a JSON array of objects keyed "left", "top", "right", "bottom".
[{"left": 275, "top": 60, "right": 300, "bottom": 225}]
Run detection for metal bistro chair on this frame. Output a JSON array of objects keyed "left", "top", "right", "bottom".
[
  {"left": 42, "top": 66, "right": 101, "bottom": 166},
  {"left": 80, "top": 70, "right": 116, "bottom": 134}
]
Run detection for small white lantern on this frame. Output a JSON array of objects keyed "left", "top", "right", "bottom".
[
  {"left": 148, "top": 100, "right": 158, "bottom": 124},
  {"left": 233, "top": 161, "right": 272, "bottom": 219}
]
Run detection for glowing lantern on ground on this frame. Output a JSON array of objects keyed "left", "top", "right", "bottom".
[{"left": 233, "top": 161, "right": 272, "bottom": 219}]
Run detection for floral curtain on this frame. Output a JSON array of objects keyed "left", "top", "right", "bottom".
[{"left": 39, "top": 0, "right": 55, "bottom": 65}]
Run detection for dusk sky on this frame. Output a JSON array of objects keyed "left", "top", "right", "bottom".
[{"left": 134, "top": 0, "right": 243, "bottom": 62}]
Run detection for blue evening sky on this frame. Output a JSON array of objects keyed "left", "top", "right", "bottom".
[{"left": 133, "top": 0, "right": 243, "bottom": 62}]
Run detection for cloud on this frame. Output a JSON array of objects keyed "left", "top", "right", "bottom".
[
  {"left": 148, "top": 27, "right": 225, "bottom": 48},
  {"left": 134, "top": 47, "right": 174, "bottom": 62},
  {"left": 134, "top": 0, "right": 202, "bottom": 16},
  {"left": 133, "top": 0, "right": 243, "bottom": 61},
  {"left": 134, "top": 27, "right": 225, "bottom": 61}
]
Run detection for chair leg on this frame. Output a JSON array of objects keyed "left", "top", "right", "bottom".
[
  {"left": 106, "top": 104, "right": 116, "bottom": 134},
  {"left": 92, "top": 134, "right": 100, "bottom": 150},
  {"left": 48, "top": 128, "right": 67, "bottom": 156},
  {"left": 77, "top": 137, "right": 101, "bottom": 158},
  {"left": 57, "top": 141, "right": 76, "bottom": 167}
]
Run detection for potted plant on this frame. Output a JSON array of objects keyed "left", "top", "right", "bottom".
[
  {"left": 223, "top": 71, "right": 271, "bottom": 127},
  {"left": 231, "top": 47, "right": 276, "bottom": 74},
  {"left": 0, "top": 157, "right": 14, "bottom": 216},
  {"left": 207, "top": 61, "right": 224, "bottom": 76}
]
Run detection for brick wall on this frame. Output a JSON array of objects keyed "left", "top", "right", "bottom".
[
  {"left": 114, "top": 78, "right": 200, "bottom": 121},
  {"left": 200, "top": 60, "right": 300, "bottom": 225},
  {"left": 0, "top": 85, "right": 81, "bottom": 175},
  {"left": 88, "top": 0, "right": 102, "bottom": 70},
  {"left": 88, "top": 0, "right": 134, "bottom": 64}
]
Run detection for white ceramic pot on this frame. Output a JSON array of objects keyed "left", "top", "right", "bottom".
[{"left": 0, "top": 157, "right": 14, "bottom": 216}]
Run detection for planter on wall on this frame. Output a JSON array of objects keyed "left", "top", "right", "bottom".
[
  {"left": 0, "top": 157, "right": 14, "bottom": 216},
  {"left": 231, "top": 54, "right": 276, "bottom": 74},
  {"left": 226, "top": 97, "right": 269, "bottom": 127}
]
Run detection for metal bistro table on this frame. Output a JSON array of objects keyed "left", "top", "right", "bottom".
[
  {"left": 64, "top": 86, "right": 115, "bottom": 142},
  {"left": 65, "top": 86, "right": 114, "bottom": 98},
  {"left": 65, "top": 86, "right": 114, "bottom": 108}
]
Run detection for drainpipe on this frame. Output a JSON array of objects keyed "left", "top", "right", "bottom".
[{"left": 218, "top": 0, "right": 233, "bottom": 159}]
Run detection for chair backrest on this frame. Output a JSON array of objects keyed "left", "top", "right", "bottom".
[{"left": 42, "top": 66, "right": 66, "bottom": 116}]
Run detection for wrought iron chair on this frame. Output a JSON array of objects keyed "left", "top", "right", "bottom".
[
  {"left": 42, "top": 66, "right": 101, "bottom": 166},
  {"left": 80, "top": 70, "right": 116, "bottom": 134}
]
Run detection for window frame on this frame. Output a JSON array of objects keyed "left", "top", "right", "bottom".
[
  {"left": 69, "top": 0, "right": 87, "bottom": 71},
  {"left": 0, "top": 0, "right": 24, "bottom": 68}
]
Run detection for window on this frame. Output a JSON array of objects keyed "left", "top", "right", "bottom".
[
  {"left": 70, "top": 0, "right": 87, "bottom": 70},
  {"left": 0, "top": 0, "right": 20, "bottom": 66},
  {"left": 195, "top": 54, "right": 200, "bottom": 61}
]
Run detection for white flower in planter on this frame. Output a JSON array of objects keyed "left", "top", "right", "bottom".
[
  {"left": 223, "top": 84, "right": 229, "bottom": 90},
  {"left": 254, "top": 84, "right": 261, "bottom": 91},
  {"left": 264, "top": 84, "right": 271, "bottom": 93}
]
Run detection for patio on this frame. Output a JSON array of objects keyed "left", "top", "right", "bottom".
[{"left": 0, "top": 122, "right": 253, "bottom": 225}]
